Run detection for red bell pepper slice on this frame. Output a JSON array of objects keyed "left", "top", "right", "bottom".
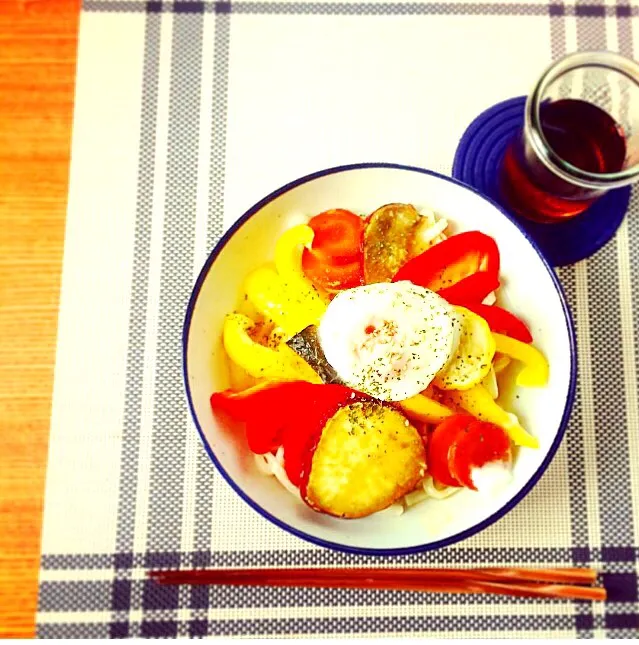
[
  {"left": 302, "top": 210, "right": 364, "bottom": 292},
  {"left": 392, "top": 231, "right": 500, "bottom": 300},
  {"left": 284, "top": 385, "right": 369, "bottom": 487},
  {"left": 211, "top": 381, "right": 369, "bottom": 485},
  {"left": 437, "top": 272, "right": 500, "bottom": 306},
  {"left": 210, "top": 381, "right": 284, "bottom": 420},
  {"left": 211, "top": 381, "right": 310, "bottom": 454},
  {"left": 427, "top": 414, "right": 512, "bottom": 489},
  {"left": 462, "top": 303, "right": 533, "bottom": 343}
]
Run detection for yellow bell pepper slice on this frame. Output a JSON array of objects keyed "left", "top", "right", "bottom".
[
  {"left": 244, "top": 266, "right": 290, "bottom": 329},
  {"left": 274, "top": 224, "right": 327, "bottom": 311},
  {"left": 493, "top": 353, "right": 511, "bottom": 375},
  {"left": 398, "top": 394, "right": 454, "bottom": 424},
  {"left": 447, "top": 385, "right": 539, "bottom": 449},
  {"left": 481, "top": 366, "right": 499, "bottom": 399},
  {"left": 244, "top": 225, "right": 327, "bottom": 337},
  {"left": 274, "top": 223, "right": 314, "bottom": 280},
  {"left": 223, "top": 313, "right": 321, "bottom": 383},
  {"left": 244, "top": 266, "right": 324, "bottom": 338},
  {"left": 227, "top": 358, "right": 258, "bottom": 392},
  {"left": 493, "top": 333, "right": 549, "bottom": 387}
]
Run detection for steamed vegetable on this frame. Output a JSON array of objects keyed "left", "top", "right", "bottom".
[
  {"left": 222, "top": 313, "right": 321, "bottom": 383},
  {"left": 434, "top": 306, "right": 496, "bottom": 391},
  {"left": 286, "top": 325, "right": 343, "bottom": 385},
  {"left": 393, "top": 231, "right": 500, "bottom": 305},
  {"left": 303, "top": 401, "right": 425, "bottom": 518},
  {"left": 302, "top": 210, "right": 364, "bottom": 292},
  {"left": 211, "top": 381, "right": 300, "bottom": 454},
  {"left": 464, "top": 303, "right": 533, "bottom": 343},
  {"left": 397, "top": 393, "right": 454, "bottom": 424},
  {"left": 446, "top": 384, "right": 539, "bottom": 449},
  {"left": 427, "top": 414, "right": 511, "bottom": 490},
  {"left": 493, "top": 333, "right": 549, "bottom": 387},
  {"left": 493, "top": 353, "right": 512, "bottom": 374},
  {"left": 227, "top": 358, "right": 258, "bottom": 392},
  {"left": 245, "top": 225, "right": 327, "bottom": 337},
  {"left": 436, "top": 271, "right": 500, "bottom": 307},
  {"left": 481, "top": 366, "right": 499, "bottom": 399},
  {"left": 450, "top": 420, "right": 511, "bottom": 488},
  {"left": 274, "top": 224, "right": 317, "bottom": 284},
  {"left": 427, "top": 414, "right": 472, "bottom": 487}
]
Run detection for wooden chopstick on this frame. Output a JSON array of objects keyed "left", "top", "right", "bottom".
[
  {"left": 150, "top": 566, "right": 596, "bottom": 585},
  {"left": 148, "top": 567, "right": 605, "bottom": 601}
]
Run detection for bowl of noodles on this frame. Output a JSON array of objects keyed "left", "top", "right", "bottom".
[{"left": 183, "top": 163, "right": 576, "bottom": 554}]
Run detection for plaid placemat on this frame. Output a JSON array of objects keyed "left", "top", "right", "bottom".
[{"left": 37, "top": 0, "right": 639, "bottom": 638}]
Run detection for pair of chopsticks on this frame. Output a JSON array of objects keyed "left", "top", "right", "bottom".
[{"left": 148, "top": 567, "right": 606, "bottom": 601}]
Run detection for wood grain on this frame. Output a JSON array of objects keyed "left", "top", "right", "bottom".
[{"left": 0, "top": 0, "right": 80, "bottom": 637}]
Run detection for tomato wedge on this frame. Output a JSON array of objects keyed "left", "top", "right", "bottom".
[
  {"left": 392, "top": 231, "right": 500, "bottom": 299},
  {"left": 463, "top": 303, "right": 533, "bottom": 343},
  {"left": 302, "top": 210, "right": 364, "bottom": 292},
  {"left": 306, "top": 210, "right": 364, "bottom": 261},
  {"left": 302, "top": 250, "right": 363, "bottom": 292},
  {"left": 427, "top": 414, "right": 512, "bottom": 489},
  {"left": 427, "top": 415, "right": 475, "bottom": 487},
  {"left": 450, "top": 420, "right": 511, "bottom": 489}
]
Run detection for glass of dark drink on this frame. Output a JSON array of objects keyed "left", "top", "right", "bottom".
[{"left": 500, "top": 51, "right": 639, "bottom": 223}]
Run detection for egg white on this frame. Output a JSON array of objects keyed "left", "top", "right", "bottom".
[{"left": 318, "top": 281, "right": 461, "bottom": 401}]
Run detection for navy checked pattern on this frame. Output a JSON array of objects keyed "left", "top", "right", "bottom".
[{"left": 81, "top": 1, "right": 639, "bottom": 16}]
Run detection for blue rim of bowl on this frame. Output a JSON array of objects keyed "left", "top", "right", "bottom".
[{"left": 182, "top": 162, "right": 578, "bottom": 557}]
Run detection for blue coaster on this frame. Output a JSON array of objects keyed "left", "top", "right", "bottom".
[{"left": 452, "top": 96, "right": 631, "bottom": 267}]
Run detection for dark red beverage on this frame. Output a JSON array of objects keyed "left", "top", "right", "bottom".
[{"left": 500, "top": 99, "right": 627, "bottom": 221}]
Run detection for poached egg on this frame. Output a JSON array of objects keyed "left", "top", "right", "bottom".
[{"left": 318, "top": 281, "right": 461, "bottom": 401}]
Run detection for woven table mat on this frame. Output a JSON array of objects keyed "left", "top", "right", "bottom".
[{"left": 37, "top": 1, "right": 639, "bottom": 638}]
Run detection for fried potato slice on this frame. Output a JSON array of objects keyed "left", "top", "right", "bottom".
[{"left": 304, "top": 401, "right": 425, "bottom": 518}]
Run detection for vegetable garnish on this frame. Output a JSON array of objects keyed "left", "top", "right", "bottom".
[
  {"left": 427, "top": 414, "right": 512, "bottom": 490},
  {"left": 213, "top": 203, "right": 550, "bottom": 518},
  {"left": 464, "top": 303, "right": 533, "bottom": 344},
  {"left": 393, "top": 231, "right": 499, "bottom": 299},
  {"left": 211, "top": 381, "right": 370, "bottom": 485},
  {"left": 302, "top": 210, "right": 364, "bottom": 292}
]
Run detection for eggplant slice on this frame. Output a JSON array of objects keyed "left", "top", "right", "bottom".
[
  {"left": 286, "top": 324, "right": 344, "bottom": 385},
  {"left": 363, "top": 203, "right": 421, "bottom": 284}
]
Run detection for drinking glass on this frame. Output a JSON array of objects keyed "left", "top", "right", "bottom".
[{"left": 499, "top": 51, "right": 639, "bottom": 223}]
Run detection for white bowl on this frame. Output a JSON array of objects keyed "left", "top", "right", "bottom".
[{"left": 183, "top": 163, "right": 576, "bottom": 555}]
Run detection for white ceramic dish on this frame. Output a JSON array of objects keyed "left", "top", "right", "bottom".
[{"left": 183, "top": 163, "right": 576, "bottom": 555}]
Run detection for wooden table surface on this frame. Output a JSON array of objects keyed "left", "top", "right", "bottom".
[{"left": 0, "top": 0, "right": 79, "bottom": 637}]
